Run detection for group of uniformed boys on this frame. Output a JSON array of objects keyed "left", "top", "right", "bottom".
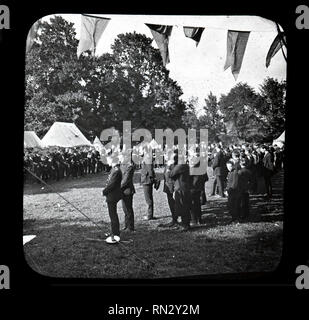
[{"left": 24, "top": 146, "right": 107, "bottom": 182}]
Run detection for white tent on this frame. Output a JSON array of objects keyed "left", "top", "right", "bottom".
[
  {"left": 41, "top": 122, "right": 92, "bottom": 147},
  {"left": 149, "top": 138, "right": 160, "bottom": 149},
  {"left": 92, "top": 136, "right": 104, "bottom": 151},
  {"left": 24, "top": 131, "right": 45, "bottom": 148},
  {"left": 273, "top": 131, "right": 285, "bottom": 147}
]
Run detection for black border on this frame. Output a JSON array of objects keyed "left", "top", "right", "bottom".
[{"left": 1, "top": 0, "right": 309, "bottom": 296}]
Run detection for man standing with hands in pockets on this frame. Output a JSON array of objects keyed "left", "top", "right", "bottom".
[{"left": 102, "top": 152, "right": 122, "bottom": 244}]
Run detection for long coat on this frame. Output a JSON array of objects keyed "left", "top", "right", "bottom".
[
  {"left": 121, "top": 164, "right": 135, "bottom": 196},
  {"left": 170, "top": 164, "right": 191, "bottom": 192},
  {"left": 212, "top": 151, "right": 226, "bottom": 176},
  {"left": 103, "top": 166, "right": 122, "bottom": 203}
]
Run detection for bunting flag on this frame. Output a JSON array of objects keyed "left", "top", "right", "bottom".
[
  {"left": 26, "top": 20, "right": 40, "bottom": 53},
  {"left": 224, "top": 30, "right": 250, "bottom": 81},
  {"left": 265, "top": 32, "right": 286, "bottom": 68},
  {"left": 77, "top": 15, "right": 110, "bottom": 58},
  {"left": 183, "top": 26, "right": 205, "bottom": 46},
  {"left": 145, "top": 23, "right": 173, "bottom": 66}
]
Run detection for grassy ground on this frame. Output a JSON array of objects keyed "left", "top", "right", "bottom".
[{"left": 23, "top": 168, "right": 284, "bottom": 278}]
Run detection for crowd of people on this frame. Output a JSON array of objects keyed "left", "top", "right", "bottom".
[
  {"left": 101, "top": 141, "right": 285, "bottom": 244},
  {"left": 23, "top": 139, "right": 284, "bottom": 244},
  {"left": 23, "top": 146, "right": 107, "bottom": 182}
]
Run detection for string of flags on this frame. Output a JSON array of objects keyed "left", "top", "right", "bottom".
[
  {"left": 224, "top": 31, "right": 250, "bottom": 81},
  {"left": 145, "top": 23, "right": 173, "bottom": 66},
  {"left": 26, "top": 14, "right": 287, "bottom": 80},
  {"left": 76, "top": 14, "right": 287, "bottom": 80}
]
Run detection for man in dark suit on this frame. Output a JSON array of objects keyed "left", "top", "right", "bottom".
[
  {"left": 170, "top": 158, "right": 191, "bottom": 231},
  {"left": 226, "top": 160, "right": 240, "bottom": 222},
  {"left": 211, "top": 145, "right": 226, "bottom": 197},
  {"left": 238, "top": 158, "right": 252, "bottom": 220},
  {"left": 158, "top": 156, "right": 178, "bottom": 228},
  {"left": 189, "top": 159, "right": 208, "bottom": 225},
  {"left": 140, "top": 154, "right": 156, "bottom": 220},
  {"left": 261, "top": 145, "right": 274, "bottom": 199},
  {"left": 120, "top": 159, "right": 136, "bottom": 232},
  {"left": 102, "top": 155, "right": 122, "bottom": 243}
]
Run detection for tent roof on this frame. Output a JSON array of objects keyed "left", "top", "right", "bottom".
[
  {"left": 41, "top": 122, "right": 92, "bottom": 147},
  {"left": 273, "top": 131, "right": 285, "bottom": 143},
  {"left": 93, "top": 136, "right": 104, "bottom": 151},
  {"left": 149, "top": 138, "right": 160, "bottom": 149},
  {"left": 275, "top": 131, "right": 285, "bottom": 142},
  {"left": 93, "top": 136, "right": 103, "bottom": 147},
  {"left": 24, "top": 131, "right": 44, "bottom": 148}
]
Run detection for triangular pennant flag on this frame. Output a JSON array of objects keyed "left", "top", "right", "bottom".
[
  {"left": 145, "top": 23, "right": 173, "bottom": 66},
  {"left": 224, "top": 30, "right": 250, "bottom": 81},
  {"left": 266, "top": 32, "right": 286, "bottom": 68},
  {"left": 183, "top": 26, "right": 205, "bottom": 46},
  {"left": 26, "top": 20, "right": 40, "bottom": 53},
  {"left": 77, "top": 15, "right": 110, "bottom": 58}
]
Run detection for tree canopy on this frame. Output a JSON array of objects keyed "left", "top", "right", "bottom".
[
  {"left": 25, "top": 16, "right": 285, "bottom": 144},
  {"left": 25, "top": 16, "right": 186, "bottom": 139}
]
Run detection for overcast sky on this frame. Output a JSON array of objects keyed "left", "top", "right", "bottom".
[{"left": 43, "top": 14, "right": 287, "bottom": 114}]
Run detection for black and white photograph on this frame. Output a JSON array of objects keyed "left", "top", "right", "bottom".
[{"left": 22, "top": 14, "right": 287, "bottom": 279}]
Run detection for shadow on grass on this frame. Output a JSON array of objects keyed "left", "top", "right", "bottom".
[
  {"left": 23, "top": 213, "right": 283, "bottom": 278},
  {"left": 23, "top": 170, "right": 284, "bottom": 278}
]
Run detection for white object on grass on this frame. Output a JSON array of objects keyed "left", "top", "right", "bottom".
[
  {"left": 23, "top": 235, "right": 36, "bottom": 245},
  {"left": 105, "top": 235, "right": 120, "bottom": 244}
]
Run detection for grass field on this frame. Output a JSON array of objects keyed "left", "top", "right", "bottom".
[{"left": 23, "top": 168, "right": 284, "bottom": 278}]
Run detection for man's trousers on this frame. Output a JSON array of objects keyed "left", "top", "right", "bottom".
[
  {"left": 122, "top": 194, "right": 134, "bottom": 230},
  {"left": 143, "top": 184, "right": 154, "bottom": 218},
  {"left": 175, "top": 190, "right": 191, "bottom": 227},
  {"left": 107, "top": 201, "right": 120, "bottom": 236}
]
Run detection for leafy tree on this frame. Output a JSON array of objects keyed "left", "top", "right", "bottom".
[
  {"left": 25, "top": 16, "right": 90, "bottom": 137},
  {"left": 25, "top": 19, "right": 187, "bottom": 139},
  {"left": 256, "top": 77, "right": 286, "bottom": 141},
  {"left": 219, "top": 83, "right": 264, "bottom": 141},
  {"left": 182, "top": 97, "right": 200, "bottom": 132},
  {"left": 199, "top": 92, "right": 225, "bottom": 143},
  {"left": 105, "top": 32, "right": 186, "bottom": 133}
]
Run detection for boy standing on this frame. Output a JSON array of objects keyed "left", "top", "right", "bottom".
[{"left": 226, "top": 160, "right": 240, "bottom": 222}]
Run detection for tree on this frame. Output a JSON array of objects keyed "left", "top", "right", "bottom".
[
  {"left": 25, "top": 16, "right": 90, "bottom": 137},
  {"left": 256, "top": 77, "right": 286, "bottom": 141},
  {"left": 105, "top": 32, "right": 186, "bottom": 133},
  {"left": 25, "top": 19, "right": 187, "bottom": 139},
  {"left": 199, "top": 92, "right": 225, "bottom": 143},
  {"left": 182, "top": 97, "right": 199, "bottom": 130},
  {"left": 219, "top": 83, "right": 264, "bottom": 141}
]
